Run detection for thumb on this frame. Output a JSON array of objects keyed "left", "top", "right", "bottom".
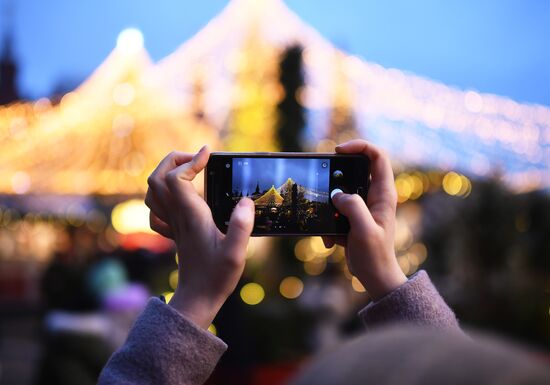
[
  {"left": 223, "top": 198, "right": 255, "bottom": 257},
  {"left": 332, "top": 192, "right": 376, "bottom": 233}
]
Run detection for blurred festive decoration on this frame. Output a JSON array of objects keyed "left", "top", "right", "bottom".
[
  {"left": 111, "top": 199, "right": 153, "bottom": 235},
  {"left": 223, "top": 31, "right": 281, "bottom": 151},
  {"left": 279, "top": 276, "right": 304, "bottom": 299},
  {"left": 240, "top": 282, "right": 265, "bottom": 305},
  {"left": 0, "top": 0, "right": 548, "bottom": 195},
  {"left": 0, "top": 30, "right": 218, "bottom": 195},
  {"left": 207, "top": 323, "right": 217, "bottom": 336}
]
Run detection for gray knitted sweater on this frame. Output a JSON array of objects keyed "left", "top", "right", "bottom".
[{"left": 98, "top": 270, "right": 459, "bottom": 384}]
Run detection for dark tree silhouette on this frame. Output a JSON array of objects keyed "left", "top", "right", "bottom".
[{"left": 276, "top": 45, "right": 305, "bottom": 151}]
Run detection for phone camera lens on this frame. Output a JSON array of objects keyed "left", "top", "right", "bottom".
[
  {"left": 225, "top": 163, "right": 230, "bottom": 168},
  {"left": 321, "top": 162, "right": 328, "bottom": 168},
  {"left": 333, "top": 170, "right": 343, "bottom": 178}
]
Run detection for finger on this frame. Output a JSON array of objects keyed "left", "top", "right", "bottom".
[
  {"left": 147, "top": 151, "right": 194, "bottom": 210},
  {"left": 165, "top": 145, "right": 210, "bottom": 201},
  {"left": 332, "top": 192, "right": 376, "bottom": 234},
  {"left": 222, "top": 198, "right": 255, "bottom": 261},
  {"left": 145, "top": 188, "right": 169, "bottom": 224},
  {"left": 335, "top": 140, "right": 397, "bottom": 223},
  {"left": 150, "top": 151, "right": 195, "bottom": 179},
  {"left": 150, "top": 211, "right": 174, "bottom": 239}
]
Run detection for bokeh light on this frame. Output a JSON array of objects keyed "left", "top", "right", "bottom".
[
  {"left": 169, "top": 270, "right": 179, "bottom": 290},
  {"left": 208, "top": 323, "right": 217, "bottom": 336},
  {"left": 279, "top": 276, "right": 304, "bottom": 299},
  {"left": 111, "top": 199, "right": 153, "bottom": 234},
  {"left": 116, "top": 28, "right": 145, "bottom": 55},
  {"left": 240, "top": 282, "right": 265, "bottom": 305}
]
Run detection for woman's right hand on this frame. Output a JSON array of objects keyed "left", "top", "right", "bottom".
[
  {"left": 145, "top": 146, "right": 255, "bottom": 329},
  {"left": 323, "top": 139, "right": 407, "bottom": 300}
]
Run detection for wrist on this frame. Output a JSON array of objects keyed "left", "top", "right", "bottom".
[
  {"left": 168, "top": 289, "right": 223, "bottom": 329},
  {"left": 360, "top": 262, "right": 407, "bottom": 301}
]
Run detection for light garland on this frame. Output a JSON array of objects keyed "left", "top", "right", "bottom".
[{"left": 0, "top": 0, "right": 548, "bottom": 195}]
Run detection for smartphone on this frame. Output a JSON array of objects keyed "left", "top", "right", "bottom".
[{"left": 205, "top": 152, "right": 370, "bottom": 236}]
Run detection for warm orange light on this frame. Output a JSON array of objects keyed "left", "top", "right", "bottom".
[
  {"left": 279, "top": 276, "right": 304, "bottom": 299},
  {"left": 351, "top": 276, "right": 366, "bottom": 292}
]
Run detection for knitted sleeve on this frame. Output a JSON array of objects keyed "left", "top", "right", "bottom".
[
  {"left": 98, "top": 297, "right": 226, "bottom": 385},
  {"left": 358, "top": 270, "right": 460, "bottom": 331}
]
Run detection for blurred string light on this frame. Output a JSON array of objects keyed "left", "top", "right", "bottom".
[
  {"left": 169, "top": 270, "right": 179, "bottom": 290},
  {"left": 240, "top": 282, "right": 265, "bottom": 305},
  {"left": 116, "top": 28, "right": 144, "bottom": 55},
  {"left": 112, "top": 83, "right": 136, "bottom": 106},
  {"left": 11, "top": 171, "right": 31, "bottom": 194},
  {"left": 292, "top": 235, "right": 428, "bottom": 291},
  {"left": 395, "top": 170, "right": 472, "bottom": 202},
  {"left": 442, "top": 172, "right": 472, "bottom": 197},
  {"left": 0, "top": 0, "right": 548, "bottom": 195},
  {"left": 111, "top": 199, "right": 153, "bottom": 234},
  {"left": 351, "top": 277, "right": 366, "bottom": 293},
  {"left": 162, "top": 291, "right": 174, "bottom": 302},
  {"left": 394, "top": 208, "right": 429, "bottom": 276},
  {"left": 208, "top": 324, "right": 217, "bottom": 336},
  {"left": 304, "top": 258, "right": 326, "bottom": 276},
  {"left": 279, "top": 276, "right": 304, "bottom": 299},
  {"left": 152, "top": 0, "right": 550, "bottom": 191},
  {"left": 0, "top": 25, "right": 217, "bottom": 195}
]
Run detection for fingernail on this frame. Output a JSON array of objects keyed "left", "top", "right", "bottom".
[
  {"left": 198, "top": 144, "right": 208, "bottom": 153},
  {"left": 234, "top": 199, "right": 254, "bottom": 223},
  {"left": 330, "top": 188, "right": 344, "bottom": 200},
  {"left": 238, "top": 198, "right": 253, "bottom": 209}
]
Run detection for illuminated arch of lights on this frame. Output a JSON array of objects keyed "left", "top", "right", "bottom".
[{"left": 0, "top": 0, "right": 548, "bottom": 195}]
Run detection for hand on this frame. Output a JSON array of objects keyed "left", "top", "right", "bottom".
[
  {"left": 323, "top": 139, "right": 407, "bottom": 300},
  {"left": 145, "top": 146, "right": 255, "bottom": 329}
]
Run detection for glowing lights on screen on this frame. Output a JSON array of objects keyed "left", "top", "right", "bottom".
[{"left": 116, "top": 28, "right": 144, "bottom": 55}]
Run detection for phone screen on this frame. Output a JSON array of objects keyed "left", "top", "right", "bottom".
[
  {"left": 232, "top": 157, "right": 331, "bottom": 234},
  {"left": 206, "top": 153, "right": 369, "bottom": 236}
]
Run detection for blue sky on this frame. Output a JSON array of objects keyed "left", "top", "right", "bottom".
[
  {"left": 2, "top": 0, "right": 549, "bottom": 105},
  {"left": 232, "top": 158, "right": 329, "bottom": 196}
]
